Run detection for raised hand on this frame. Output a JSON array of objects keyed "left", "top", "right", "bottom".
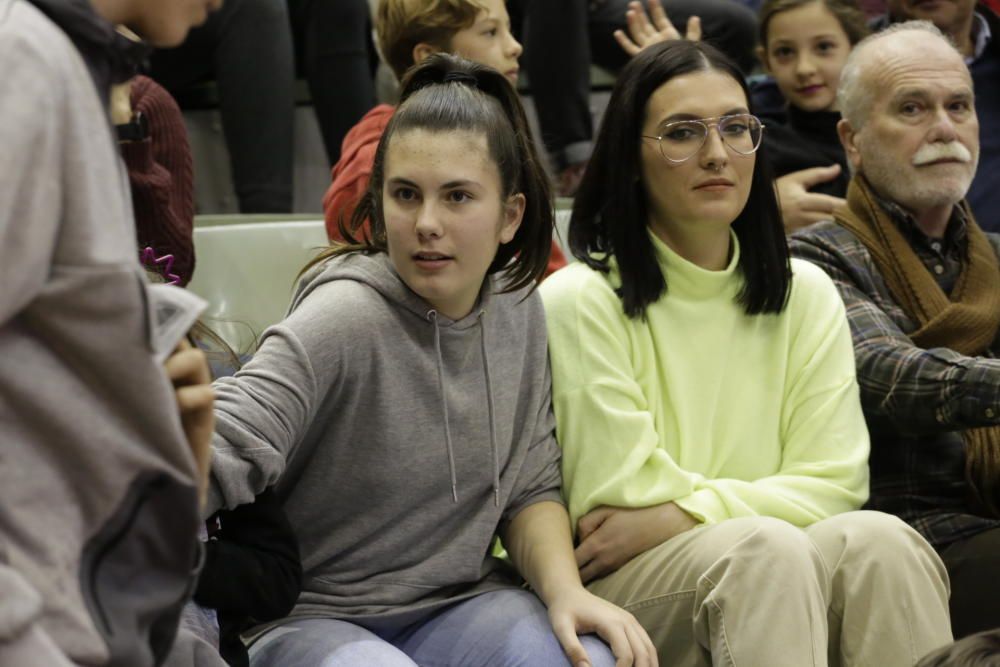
[{"left": 613, "top": 0, "right": 702, "bottom": 58}]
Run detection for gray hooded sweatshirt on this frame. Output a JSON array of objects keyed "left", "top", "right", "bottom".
[
  {"left": 0, "top": 1, "right": 202, "bottom": 665},
  {"left": 209, "top": 251, "right": 563, "bottom": 621}
]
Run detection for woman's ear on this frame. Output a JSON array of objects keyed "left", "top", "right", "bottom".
[
  {"left": 412, "top": 42, "right": 440, "bottom": 65},
  {"left": 499, "top": 193, "right": 526, "bottom": 244}
]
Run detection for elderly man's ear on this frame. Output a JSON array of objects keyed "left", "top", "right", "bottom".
[{"left": 837, "top": 118, "right": 862, "bottom": 172}]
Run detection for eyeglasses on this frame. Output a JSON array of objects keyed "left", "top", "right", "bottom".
[{"left": 642, "top": 114, "right": 765, "bottom": 163}]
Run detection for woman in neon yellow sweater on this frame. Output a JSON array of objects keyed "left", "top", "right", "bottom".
[{"left": 541, "top": 40, "right": 952, "bottom": 666}]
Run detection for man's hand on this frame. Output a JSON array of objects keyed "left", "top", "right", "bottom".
[
  {"left": 614, "top": 0, "right": 701, "bottom": 58},
  {"left": 165, "top": 339, "right": 214, "bottom": 505},
  {"left": 776, "top": 165, "right": 847, "bottom": 233},
  {"left": 548, "top": 586, "right": 658, "bottom": 667},
  {"left": 575, "top": 503, "right": 699, "bottom": 583}
]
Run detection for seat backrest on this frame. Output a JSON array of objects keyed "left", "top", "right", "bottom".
[{"left": 187, "top": 220, "right": 329, "bottom": 353}]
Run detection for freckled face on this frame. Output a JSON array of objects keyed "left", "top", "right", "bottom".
[{"left": 382, "top": 129, "right": 524, "bottom": 320}]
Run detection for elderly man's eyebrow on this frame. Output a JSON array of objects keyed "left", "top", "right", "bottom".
[{"left": 889, "top": 86, "right": 974, "bottom": 104}]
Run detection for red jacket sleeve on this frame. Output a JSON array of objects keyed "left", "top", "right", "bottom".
[{"left": 322, "top": 104, "right": 395, "bottom": 242}]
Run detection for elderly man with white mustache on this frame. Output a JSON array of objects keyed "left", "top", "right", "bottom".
[{"left": 790, "top": 20, "right": 1000, "bottom": 641}]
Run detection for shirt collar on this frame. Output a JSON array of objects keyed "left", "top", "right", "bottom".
[
  {"left": 870, "top": 188, "right": 969, "bottom": 251},
  {"left": 969, "top": 11, "right": 992, "bottom": 64}
]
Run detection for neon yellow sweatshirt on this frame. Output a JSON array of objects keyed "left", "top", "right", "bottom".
[{"left": 541, "top": 232, "right": 870, "bottom": 531}]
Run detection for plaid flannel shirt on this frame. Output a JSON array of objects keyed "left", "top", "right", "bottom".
[{"left": 790, "top": 202, "right": 1000, "bottom": 550}]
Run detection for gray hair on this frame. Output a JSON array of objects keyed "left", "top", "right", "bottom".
[{"left": 837, "top": 21, "right": 959, "bottom": 128}]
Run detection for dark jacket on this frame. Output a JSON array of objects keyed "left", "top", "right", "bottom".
[
  {"left": 763, "top": 106, "right": 850, "bottom": 198},
  {"left": 194, "top": 488, "right": 302, "bottom": 667}
]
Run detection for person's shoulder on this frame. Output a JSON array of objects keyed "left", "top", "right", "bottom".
[
  {"left": 330, "top": 104, "right": 395, "bottom": 190},
  {"left": 540, "top": 262, "right": 623, "bottom": 326},
  {"left": 343, "top": 104, "right": 395, "bottom": 150},
  {"left": 0, "top": 1, "right": 79, "bottom": 78},
  {"left": 287, "top": 255, "right": 398, "bottom": 331},
  {"left": 130, "top": 75, "right": 182, "bottom": 116},
  {"left": 785, "top": 257, "right": 848, "bottom": 335},
  {"left": 540, "top": 262, "right": 615, "bottom": 302},
  {"left": 790, "top": 220, "right": 866, "bottom": 261},
  {"left": 790, "top": 256, "right": 840, "bottom": 300},
  {"left": 366, "top": 103, "right": 396, "bottom": 126}
]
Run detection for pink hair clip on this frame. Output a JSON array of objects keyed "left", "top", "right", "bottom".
[{"left": 140, "top": 246, "right": 181, "bottom": 286}]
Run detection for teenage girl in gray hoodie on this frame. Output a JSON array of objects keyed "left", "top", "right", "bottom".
[{"left": 206, "top": 55, "right": 657, "bottom": 667}]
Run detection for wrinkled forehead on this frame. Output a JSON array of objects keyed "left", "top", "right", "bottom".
[{"left": 861, "top": 33, "right": 972, "bottom": 103}]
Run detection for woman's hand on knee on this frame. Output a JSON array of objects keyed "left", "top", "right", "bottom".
[
  {"left": 574, "top": 504, "right": 699, "bottom": 583},
  {"left": 547, "top": 587, "right": 657, "bottom": 667}
]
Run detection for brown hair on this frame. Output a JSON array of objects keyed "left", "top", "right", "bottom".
[
  {"left": 377, "top": 0, "right": 486, "bottom": 81},
  {"left": 304, "top": 53, "right": 553, "bottom": 295},
  {"left": 758, "top": 0, "right": 869, "bottom": 51},
  {"left": 916, "top": 630, "right": 1000, "bottom": 667}
]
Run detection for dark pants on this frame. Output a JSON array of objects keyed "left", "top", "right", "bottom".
[
  {"left": 941, "top": 526, "right": 1000, "bottom": 638},
  {"left": 150, "top": 0, "right": 295, "bottom": 213},
  {"left": 508, "top": 0, "right": 757, "bottom": 169},
  {"left": 288, "top": 0, "right": 376, "bottom": 166}
]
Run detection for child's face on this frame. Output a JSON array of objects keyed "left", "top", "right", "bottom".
[
  {"left": 124, "top": 0, "right": 222, "bottom": 47},
  {"left": 448, "top": 0, "right": 523, "bottom": 84},
  {"left": 763, "top": 1, "right": 853, "bottom": 112},
  {"left": 382, "top": 129, "right": 524, "bottom": 321}
]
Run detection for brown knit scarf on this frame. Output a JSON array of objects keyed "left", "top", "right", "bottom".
[{"left": 836, "top": 176, "right": 1000, "bottom": 517}]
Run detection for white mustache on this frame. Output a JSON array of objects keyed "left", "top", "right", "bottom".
[{"left": 912, "top": 142, "right": 972, "bottom": 166}]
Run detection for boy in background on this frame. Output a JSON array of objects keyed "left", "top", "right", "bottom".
[{"left": 322, "top": 0, "right": 568, "bottom": 278}]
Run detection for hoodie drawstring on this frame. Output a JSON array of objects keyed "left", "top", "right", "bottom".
[
  {"left": 478, "top": 312, "right": 501, "bottom": 507},
  {"left": 429, "top": 311, "right": 459, "bottom": 503},
  {"left": 427, "top": 309, "right": 501, "bottom": 507}
]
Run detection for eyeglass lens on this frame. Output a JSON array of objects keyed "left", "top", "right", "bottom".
[{"left": 657, "top": 115, "right": 762, "bottom": 162}]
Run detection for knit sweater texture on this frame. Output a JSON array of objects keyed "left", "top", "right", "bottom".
[
  {"left": 122, "top": 75, "right": 196, "bottom": 286},
  {"left": 541, "top": 232, "right": 870, "bottom": 530}
]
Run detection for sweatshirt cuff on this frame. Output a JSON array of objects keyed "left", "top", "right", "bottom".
[{"left": 673, "top": 487, "right": 728, "bottom": 526}]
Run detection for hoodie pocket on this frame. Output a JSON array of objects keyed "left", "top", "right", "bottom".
[{"left": 80, "top": 472, "right": 201, "bottom": 667}]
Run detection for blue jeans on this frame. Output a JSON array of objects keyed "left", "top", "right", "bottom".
[{"left": 248, "top": 589, "right": 616, "bottom": 666}]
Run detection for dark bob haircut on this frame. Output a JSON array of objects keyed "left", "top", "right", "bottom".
[
  {"left": 569, "top": 40, "right": 791, "bottom": 319},
  {"left": 306, "top": 53, "right": 553, "bottom": 294}
]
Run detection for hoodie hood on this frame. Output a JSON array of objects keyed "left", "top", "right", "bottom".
[
  {"left": 291, "top": 251, "right": 494, "bottom": 329},
  {"left": 26, "top": 0, "right": 149, "bottom": 97},
  {"left": 292, "top": 251, "right": 501, "bottom": 505}
]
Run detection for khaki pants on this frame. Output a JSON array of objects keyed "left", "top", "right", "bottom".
[{"left": 587, "top": 511, "right": 952, "bottom": 666}]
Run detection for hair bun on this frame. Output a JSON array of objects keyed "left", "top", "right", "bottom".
[{"left": 442, "top": 70, "right": 478, "bottom": 87}]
